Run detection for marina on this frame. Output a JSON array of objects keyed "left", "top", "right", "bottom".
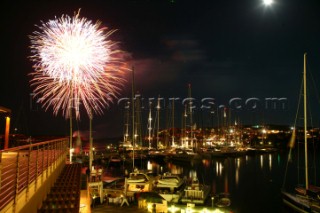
[
  {"left": 83, "top": 144, "right": 293, "bottom": 213},
  {"left": 2, "top": 1, "right": 320, "bottom": 213}
]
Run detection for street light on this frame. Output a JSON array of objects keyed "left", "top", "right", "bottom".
[{"left": 0, "top": 106, "right": 11, "bottom": 149}]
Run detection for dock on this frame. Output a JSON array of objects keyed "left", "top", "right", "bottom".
[{"left": 91, "top": 202, "right": 232, "bottom": 213}]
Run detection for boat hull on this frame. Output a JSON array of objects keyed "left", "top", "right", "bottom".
[
  {"left": 282, "top": 191, "right": 314, "bottom": 213},
  {"left": 180, "top": 185, "right": 211, "bottom": 205},
  {"left": 158, "top": 192, "right": 183, "bottom": 204}
]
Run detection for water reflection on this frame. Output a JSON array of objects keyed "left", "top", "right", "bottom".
[
  {"left": 141, "top": 152, "right": 287, "bottom": 212},
  {"left": 235, "top": 158, "right": 240, "bottom": 186},
  {"left": 189, "top": 170, "right": 197, "bottom": 181},
  {"left": 269, "top": 154, "right": 272, "bottom": 170}
]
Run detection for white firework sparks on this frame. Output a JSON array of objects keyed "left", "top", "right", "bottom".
[{"left": 29, "top": 10, "right": 127, "bottom": 119}]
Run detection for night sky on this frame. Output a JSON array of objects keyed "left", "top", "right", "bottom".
[{"left": 1, "top": 0, "right": 320, "bottom": 138}]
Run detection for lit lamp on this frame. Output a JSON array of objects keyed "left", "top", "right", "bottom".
[
  {"left": 5, "top": 116, "right": 10, "bottom": 149},
  {"left": 91, "top": 147, "right": 95, "bottom": 171},
  {"left": 169, "top": 205, "right": 179, "bottom": 213},
  {"left": 211, "top": 196, "right": 214, "bottom": 208},
  {"left": 0, "top": 106, "right": 11, "bottom": 149}
]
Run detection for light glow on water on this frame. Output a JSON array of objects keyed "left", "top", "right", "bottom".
[
  {"left": 260, "top": 155, "right": 264, "bottom": 169},
  {"left": 98, "top": 147, "right": 290, "bottom": 212},
  {"left": 269, "top": 154, "right": 272, "bottom": 170}
]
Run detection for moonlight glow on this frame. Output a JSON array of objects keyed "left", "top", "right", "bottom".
[
  {"left": 29, "top": 10, "right": 127, "bottom": 119},
  {"left": 263, "top": 0, "right": 273, "bottom": 6}
]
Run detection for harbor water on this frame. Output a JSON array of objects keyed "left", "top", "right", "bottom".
[{"left": 97, "top": 150, "right": 296, "bottom": 213}]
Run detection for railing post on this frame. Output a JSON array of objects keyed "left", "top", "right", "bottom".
[
  {"left": 35, "top": 145, "right": 39, "bottom": 191},
  {"left": 13, "top": 151, "right": 20, "bottom": 213},
  {"left": 0, "top": 152, "right": 2, "bottom": 190},
  {"left": 26, "top": 145, "right": 32, "bottom": 201},
  {"left": 41, "top": 145, "right": 44, "bottom": 184},
  {"left": 54, "top": 141, "right": 57, "bottom": 169},
  {"left": 48, "top": 143, "right": 52, "bottom": 174},
  {"left": 46, "top": 143, "right": 49, "bottom": 179}
]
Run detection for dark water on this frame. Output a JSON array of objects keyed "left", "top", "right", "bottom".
[
  {"left": 103, "top": 151, "right": 291, "bottom": 213},
  {"left": 82, "top": 138, "right": 315, "bottom": 213},
  {"left": 157, "top": 153, "right": 286, "bottom": 213}
]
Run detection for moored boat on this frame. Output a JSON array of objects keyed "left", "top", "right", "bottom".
[
  {"left": 180, "top": 177, "right": 211, "bottom": 205},
  {"left": 125, "top": 169, "right": 159, "bottom": 195},
  {"left": 165, "top": 148, "right": 201, "bottom": 163},
  {"left": 281, "top": 53, "right": 320, "bottom": 212},
  {"left": 215, "top": 193, "right": 231, "bottom": 208},
  {"left": 153, "top": 172, "right": 186, "bottom": 203}
]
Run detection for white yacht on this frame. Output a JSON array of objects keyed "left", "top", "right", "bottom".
[{"left": 154, "top": 172, "right": 186, "bottom": 203}]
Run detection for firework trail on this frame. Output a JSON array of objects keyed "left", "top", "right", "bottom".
[{"left": 29, "top": 10, "right": 127, "bottom": 119}]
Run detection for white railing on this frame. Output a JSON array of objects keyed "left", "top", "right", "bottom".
[{"left": 0, "top": 138, "right": 68, "bottom": 212}]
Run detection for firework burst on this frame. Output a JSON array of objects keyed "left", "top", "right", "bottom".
[{"left": 29, "top": 10, "right": 127, "bottom": 119}]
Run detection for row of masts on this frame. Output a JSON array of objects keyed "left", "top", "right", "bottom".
[
  {"left": 123, "top": 68, "right": 241, "bottom": 151},
  {"left": 123, "top": 89, "right": 239, "bottom": 149},
  {"left": 123, "top": 93, "right": 242, "bottom": 149},
  {"left": 123, "top": 80, "right": 196, "bottom": 149}
]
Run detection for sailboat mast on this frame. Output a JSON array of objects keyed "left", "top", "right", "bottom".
[
  {"left": 156, "top": 96, "right": 160, "bottom": 149},
  {"left": 89, "top": 111, "right": 93, "bottom": 172},
  {"left": 188, "top": 84, "right": 194, "bottom": 149},
  {"left": 148, "top": 101, "right": 152, "bottom": 149},
  {"left": 172, "top": 98, "right": 175, "bottom": 146},
  {"left": 182, "top": 104, "right": 187, "bottom": 147},
  {"left": 124, "top": 101, "right": 130, "bottom": 144},
  {"left": 304, "top": 53, "right": 309, "bottom": 190},
  {"left": 131, "top": 66, "right": 135, "bottom": 171}
]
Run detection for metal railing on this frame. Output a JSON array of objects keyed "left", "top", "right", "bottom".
[{"left": 0, "top": 138, "right": 68, "bottom": 212}]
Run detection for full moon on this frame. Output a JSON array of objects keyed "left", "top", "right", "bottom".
[{"left": 263, "top": 0, "right": 273, "bottom": 5}]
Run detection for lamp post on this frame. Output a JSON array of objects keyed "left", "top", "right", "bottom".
[
  {"left": 69, "top": 98, "right": 73, "bottom": 163},
  {"left": 5, "top": 116, "right": 10, "bottom": 149},
  {"left": 89, "top": 111, "right": 93, "bottom": 172},
  {"left": 0, "top": 106, "right": 11, "bottom": 149},
  {"left": 211, "top": 196, "right": 214, "bottom": 208}
]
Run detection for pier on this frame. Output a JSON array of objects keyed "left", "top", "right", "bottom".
[{"left": 0, "top": 138, "right": 92, "bottom": 213}]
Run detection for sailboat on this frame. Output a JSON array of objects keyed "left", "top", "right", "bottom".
[{"left": 281, "top": 53, "right": 320, "bottom": 212}]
